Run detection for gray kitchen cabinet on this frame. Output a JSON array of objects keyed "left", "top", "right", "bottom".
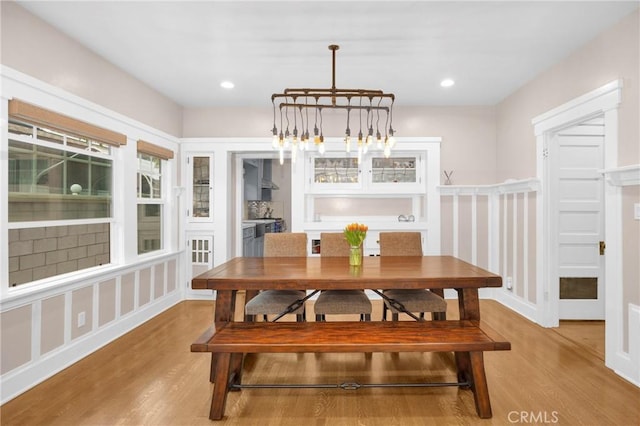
[{"left": 242, "top": 225, "right": 256, "bottom": 257}]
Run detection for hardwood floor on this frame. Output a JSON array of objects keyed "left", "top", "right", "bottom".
[
  {"left": 554, "top": 320, "right": 605, "bottom": 361},
  {"left": 1, "top": 299, "right": 638, "bottom": 425}
]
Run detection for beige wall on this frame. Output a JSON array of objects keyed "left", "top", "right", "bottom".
[
  {"left": 98, "top": 279, "right": 116, "bottom": 327},
  {"left": 0, "top": 305, "right": 31, "bottom": 374},
  {"left": 0, "top": 2, "right": 183, "bottom": 137},
  {"left": 495, "top": 9, "right": 639, "bottom": 180},
  {"left": 184, "top": 105, "right": 497, "bottom": 185},
  {"left": 41, "top": 295, "right": 65, "bottom": 354},
  {"left": 139, "top": 267, "right": 151, "bottom": 307}
]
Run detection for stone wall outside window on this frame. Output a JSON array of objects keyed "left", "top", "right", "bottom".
[{"left": 8, "top": 223, "right": 110, "bottom": 287}]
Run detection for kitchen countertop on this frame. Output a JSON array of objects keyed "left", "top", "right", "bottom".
[
  {"left": 243, "top": 219, "right": 277, "bottom": 224},
  {"left": 242, "top": 222, "right": 256, "bottom": 230}
]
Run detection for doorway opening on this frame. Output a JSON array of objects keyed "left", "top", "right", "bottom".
[
  {"left": 532, "top": 79, "right": 622, "bottom": 369},
  {"left": 233, "top": 153, "right": 292, "bottom": 258}
]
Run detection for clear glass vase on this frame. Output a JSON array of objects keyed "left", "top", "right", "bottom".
[{"left": 349, "top": 245, "right": 363, "bottom": 266}]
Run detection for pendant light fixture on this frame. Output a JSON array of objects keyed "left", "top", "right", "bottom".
[{"left": 271, "top": 45, "right": 396, "bottom": 164}]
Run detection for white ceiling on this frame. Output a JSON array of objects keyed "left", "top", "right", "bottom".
[{"left": 17, "top": 1, "right": 639, "bottom": 108}]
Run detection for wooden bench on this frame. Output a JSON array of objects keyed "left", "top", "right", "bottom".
[{"left": 191, "top": 320, "right": 511, "bottom": 421}]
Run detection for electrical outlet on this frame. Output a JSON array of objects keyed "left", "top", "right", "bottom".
[
  {"left": 506, "top": 277, "right": 513, "bottom": 290},
  {"left": 634, "top": 203, "right": 640, "bottom": 220},
  {"left": 77, "top": 311, "right": 86, "bottom": 327}
]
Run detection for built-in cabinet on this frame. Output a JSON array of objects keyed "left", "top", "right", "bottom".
[
  {"left": 188, "top": 234, "right": 213, "bottom": 278},
  {"left": 297, "top": 139, "right": 441, "bottom": 256},
  {"left": 306, "top": 153, "right": 424, "bottom": 193},
  {"left": 185, "top": 154, "right": 215, "bottom": 297},
  {"left": 187, "top": 154, "right": 214, "bottom": 222}
]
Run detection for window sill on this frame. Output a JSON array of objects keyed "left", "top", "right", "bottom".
[{"left": 9, "top": 193, "right": 111, "bottom": 202}]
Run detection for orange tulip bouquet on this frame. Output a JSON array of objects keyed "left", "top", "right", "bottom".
[{"left": 344, "top": 223, "right": 368, "bottom": 266}]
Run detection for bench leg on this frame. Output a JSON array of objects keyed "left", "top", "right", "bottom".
[
  {"left": 209, "top": 354, "right": 217, "bottom": 383},
  {"left": 456, "top": 351, "right": 493, "bottom": 419},
  {"left": 455, "top": 351, "right": 471, "bottom": 387},
  {"left": 209, "top": 352, "right": 232, "bottom": 420},
  {"left": 229, "top": 353, "right": 244, "bottom": 391},
  {"left": 469, "top": 351, "right": 492, "bottom": 418}
]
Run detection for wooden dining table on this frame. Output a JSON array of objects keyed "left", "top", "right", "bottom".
[
  {"left": 191, "top": 255, "right": 509, "bottom": 420},
  {"left": 191, "top": 255, "right": 503, "bottom": 324}
]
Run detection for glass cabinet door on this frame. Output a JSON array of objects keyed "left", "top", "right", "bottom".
[
  {"left": 308, "top": 156, "right": 361, "bottom": 192},
  {"left": 190, "top": 155, "right": 213, "bottom": 220},
  {"left": 371, "top": 156, "right": 418, "bottom": 184},
  {"left": 307, "top": 153, "right": 423, "bottom": 193}
]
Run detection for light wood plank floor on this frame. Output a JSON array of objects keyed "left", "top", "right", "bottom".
[
  {"left": 1, "top": 299, "right": 638, "bottom": 426},
  {"left": 555, "top": 320, "right": 605, "bottom": 361}
]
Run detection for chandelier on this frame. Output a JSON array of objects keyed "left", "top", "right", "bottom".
[{"left": 271, "top": 44, "right": 396, "bottom": 165}]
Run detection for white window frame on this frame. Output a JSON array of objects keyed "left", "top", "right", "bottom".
[
  {"left": 6, "top": 121, "right": 115, "bottom": 289},
  {"left": 136, "top": 151, "right": 167, "bottom": 256}
]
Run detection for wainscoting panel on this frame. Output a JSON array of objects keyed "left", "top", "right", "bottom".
[{"left": 0, "top": 255, "right": 182, "bottom": 404}]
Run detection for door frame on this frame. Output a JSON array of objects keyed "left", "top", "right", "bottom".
[{"left": 532, "top": 80, "right": 622, "bottom": 329}]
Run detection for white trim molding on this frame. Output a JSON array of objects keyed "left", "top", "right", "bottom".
[
  {"left": 532, "top": 79, "right": 623, "bottom": 135},
  {"left": 601, "top": 164, "right": 640, "bottom": 187},
  {"left": 438, "top": 178, "right": 540, "bottom": 196}
]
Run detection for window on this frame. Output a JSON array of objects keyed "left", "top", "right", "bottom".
[
  {"left": 137, "top": 152, "right": 163, "bottom": 254},
  {"left": 7, "top": 107, "right": 120, "bottom": 287},
  {"left": 8, "top": 135, "right": 113, "bottom": 221}
]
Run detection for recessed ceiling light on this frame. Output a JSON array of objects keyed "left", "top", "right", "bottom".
[
  {"left": 440, "top": 79, "right": 455, "bottom": 88},
  {"left": 220, "top": 81, "right": 235, "bottom": 89}
]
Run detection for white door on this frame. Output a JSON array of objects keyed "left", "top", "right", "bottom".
[{"left": 551, "top": 118, "right": 605, "bottom": 319}]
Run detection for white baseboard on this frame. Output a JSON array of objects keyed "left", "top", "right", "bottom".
[{"left": 492, "top": 287, "right": 538, "bottom": 323}]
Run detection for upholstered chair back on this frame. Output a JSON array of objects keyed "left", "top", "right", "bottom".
[
  {"left": 320, "top": 233, "right": 351, "bottom": 257},
  {"left": 264, "top": 233, "right": 307, "bottom": 257},
  {"left": 379, "top": 232, "right": 422, "bottom": 256}
]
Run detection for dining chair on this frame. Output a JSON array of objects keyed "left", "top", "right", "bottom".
[
  {"left": 244, "top": 232, "right": 308, "bottom": 322},
  {"left": 379, "top": 232, "right": 447, "bottom": 321},
  {"left": 313, "top": 233, "right": 372, "bottom": 321}
]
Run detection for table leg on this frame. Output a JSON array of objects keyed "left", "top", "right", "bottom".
[
  {"left": 210, "top": 290, "right": 236, "bottom": 382},
  {"left": 456, "top": 288, "right": 480, "bottom": 321}
]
